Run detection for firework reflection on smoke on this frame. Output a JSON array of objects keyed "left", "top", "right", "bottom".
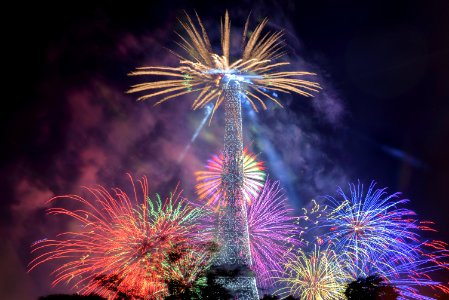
[
  {"left": 28, "top": 175, "right": 213, "bottom": 299},
  {"left": 177, "top": 103, "right": 214, "bottom": 163},
  {"left": 243, "top": 96, "right": 303, "bottom": 210}
]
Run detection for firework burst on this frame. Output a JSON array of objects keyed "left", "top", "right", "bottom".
[
  {"left": 295, "top": 199, "right": 330, "bottom": 248},
  {"left": 128, "top": 11, "right": 320, "bottom": 118},
  {"left": 246, "top": 179, "right": 299, "bottom": 288},
  {"left": 276, "top": 246, "right": 349, "bottom": 300},
  {"left": 195, "top": 148, "right": 266, "bottom": 207},
  {"left": 28, "top": 175, "right": 213, "bottom": 299},
  {"left": 321, "top": 182, "right": 428, "bottom": 273},
  {"left": 314, "top": 181, "right": 449, "bottom": 299}
]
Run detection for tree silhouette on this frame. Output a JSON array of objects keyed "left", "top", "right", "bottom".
[
  {"left": 437, "top": 293, "right": 449, "bottom": 300},
  {"left": 260, "top": 295, "right": 299, "bottom": 300},
  {"left": 39, "top": 294, "right": 105, "bottom": 300},
  {"left": 345, "top": 275, "right": 399, "bottom": 300},
  {"left": 194, "top": 269, "right": 233, "bottom": 300},
  {"left": 93, "top": 274, "right": 137, "bottom": 299}
]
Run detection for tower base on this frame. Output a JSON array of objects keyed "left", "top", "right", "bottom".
[{"left": 212, "top": 265, "right": 259, "bottom": 300}]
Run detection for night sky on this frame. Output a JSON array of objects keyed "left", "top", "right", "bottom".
[{"left": 1, "top": 1, "right": 449, "bottom": 299}]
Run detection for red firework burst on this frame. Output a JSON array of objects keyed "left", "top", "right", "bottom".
[{"left": 28, "top": 175, "right": 212, "bottom": 299}]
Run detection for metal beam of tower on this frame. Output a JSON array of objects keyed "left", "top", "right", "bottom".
[{"left": 214, "top": 78, "right": 258, "bottom": 299}]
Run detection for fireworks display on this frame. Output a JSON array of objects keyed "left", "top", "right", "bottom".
[
  {"left": 297, "top": 181, "right": 449, "bottom": 299},
  {"left": 246, "top": 179, "right": 299, "bottom": 287},
  {"left": 321, "top": 181, "right": 424, "bottom": 273},
  {"left": 195, "top": 148, "right": 266, "bottom": 207},
  {"left": 20, "top": 6, "right": 449, "bottom": 300},
  {"left": 276, "top": 246, "right": 349, "bottom": 300},
  {"left": 128, "top": 10, "right": 320, "bottom": 298},
  {"left": 127, "top": 11, "right": 320, "bottom": 119},
  {"left": 28, "top": 175, "right": 213, "bottom": 299}
]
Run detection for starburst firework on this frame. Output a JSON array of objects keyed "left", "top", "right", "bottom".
[
  {"left": 28, "top": 175, "right": 212, "bottom": 299},
  {"left": 195, "top": 148, "right": 265, "bottom": 207},
  {"left": 128, "top": 11, "right": 320, "bottom": 118},
  {"left": 311, "top": 181, "right": 449, "bottom": 299},
  {"left": 246, "top": 179, "right": 299, "bottom": 288},
  {"left": 276, "top": 246, "right": 349, "bottom": 300},
  {"left": 326, "top": 182, "right": 417, "bottom": 260}
]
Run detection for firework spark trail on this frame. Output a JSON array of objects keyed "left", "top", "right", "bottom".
[
  {"left": 306, "top": 181, "right": 449, "bottom": 299},
  {"left": 246, "top": 179, "right": 299, "bottom": 288},
  {"left": 28, "top": 175, "right": 213, "bottom": 299},
  {"left": 295, "top": 199, "right": 330, "bottom": 248},
  {"left": 276, "top": 245, "right": 349, "bottom": 300},
  {"left": 177, "top": 103, "right": 214, "bottom": 163},
  {"left": 195, "top": 149, "right": 266, "bottom": 208}
]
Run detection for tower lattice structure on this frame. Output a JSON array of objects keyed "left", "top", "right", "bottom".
[{"left": 214, "top": 78, "right": 259, "bottom": 299}]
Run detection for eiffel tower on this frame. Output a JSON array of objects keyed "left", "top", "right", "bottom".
[{"left": 213, "top": 78, "right": 258, "bottom": 299}]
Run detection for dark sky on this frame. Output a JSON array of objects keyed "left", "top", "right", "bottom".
[{"left": 1, "top": 0, "right": 449, "bottom": 299}]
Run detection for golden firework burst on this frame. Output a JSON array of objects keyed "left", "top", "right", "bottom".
[{"left": 128, "top": 11, "right": 321, "bottom": 117}]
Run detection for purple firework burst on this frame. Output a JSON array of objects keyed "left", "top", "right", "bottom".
[{"left": 247, "top": 179, "right": 300, "bottom": 287}]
